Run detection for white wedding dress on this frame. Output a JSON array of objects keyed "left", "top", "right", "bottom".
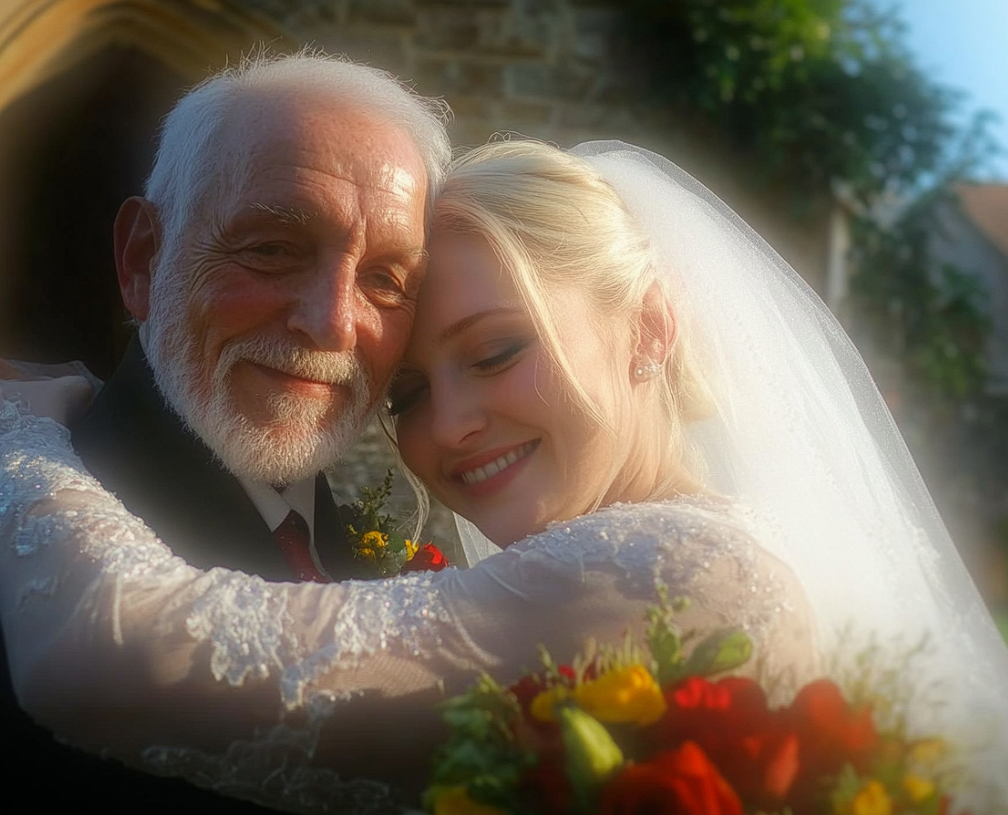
[{"left": 0, "top": 399, "right": 817, "bottom": 812}]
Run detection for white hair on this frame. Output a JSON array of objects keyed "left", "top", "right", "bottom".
[
  {"left": 138, "top": 50, "right": 450, "bottom": 483},
  {"left": 143, "top": 49, "right": 452, "bottom": 261}
]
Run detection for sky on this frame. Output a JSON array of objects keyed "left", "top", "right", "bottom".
[{"left": 871, "top": 0, "right": 1008, "bottom": 180}]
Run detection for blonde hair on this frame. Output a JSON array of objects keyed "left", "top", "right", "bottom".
[{"left": 432, "top": 140, "right": 712, "bottom": 502}]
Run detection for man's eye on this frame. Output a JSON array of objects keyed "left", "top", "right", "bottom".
[
  {"left": 248, "top": 243, "right": 293, "bottom": 258},
  {"left": 361, "top": 268, "right": 409, "bottom": 305}
]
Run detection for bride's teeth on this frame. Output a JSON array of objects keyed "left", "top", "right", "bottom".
[{"left": 460, "top": 442, "right": 535, "bottom": 486}]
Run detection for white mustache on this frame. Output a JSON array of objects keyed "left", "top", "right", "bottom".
[{"left": 217, "top": 336, "right": 367, "bottom": 388}]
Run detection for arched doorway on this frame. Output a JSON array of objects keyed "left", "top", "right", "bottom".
[
  {"left": 0, "top": 0, "right": 294, "bottom": 377},
  {"left": 0, "top": 46, "right": 185, "bottom": 378}
]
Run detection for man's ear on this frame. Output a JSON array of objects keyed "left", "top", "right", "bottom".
[
  {"left": 635, "top": 280, "right": 676, "bottom": 368},
  {"left": 114, "top": 197, "right": 161, "bottom": 322}
]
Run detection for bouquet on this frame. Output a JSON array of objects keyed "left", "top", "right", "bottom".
[{"left": 424, "top": 586, "right": 969, "bottom": 815}]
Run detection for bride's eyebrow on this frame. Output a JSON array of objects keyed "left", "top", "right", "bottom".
[{"left": 439, "top": 307, "right": 525, "bottom": 342}]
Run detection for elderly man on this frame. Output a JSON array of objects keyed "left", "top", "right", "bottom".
[
  {"left": 72, "top": 54, "right": 449, "bottom": 583},
  {"left": 3, "top": 53, "right": 450, "bottom": 813}
]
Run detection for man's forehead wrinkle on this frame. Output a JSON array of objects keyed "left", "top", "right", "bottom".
[{"left": 249, "top": 202, "right": 314, "bottom": 225}]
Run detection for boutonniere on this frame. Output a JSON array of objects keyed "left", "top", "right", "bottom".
[{"left": 342, "top": 469, "right": 449, "bottom": 578}]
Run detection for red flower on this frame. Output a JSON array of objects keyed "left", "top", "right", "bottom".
[
  {"left": 784, "top": 679, "right": 878, "bottom": 812},
  {"left": 600, "top": 741, "right": 743, "bottom": 815},
  {"left": 518, "top": 751, "right": 574, "bottom": 815},
  {"left": 510, "top": 665, "right": 576, "bottom": 714},
  {"left": 401, "top": 542, "right": 450, "bottom": 573},
  {"left": 788, "top": 679, "right": 877, "bottom": 774},
  {"left": 652, "top": 676, "right": 798, "bottom": 807}
]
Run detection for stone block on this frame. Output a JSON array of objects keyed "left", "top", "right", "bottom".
[
  {"left": 555, "top": 101, "right": 617, "bottom": 130},
  {"left": 504, "top": 61, "right": 596, "bottom": 103},
  {"left": 416, "top": 1, "right": 557, "bottom": 58},
  {"left": 414, "top": 0, "right": 509, "bottom": 7},
  {"left": 415, "top": 56, "right": 505, "bottom": 98},
  {"left": 489, "top": 98, "right": 554, "bottom": 130},
  {"left": 312, "top": 27, "right": 409, "bottom": 74},
  {"left": 444, "top": 94, "right": 491, "bottom": 118},
  {"left": 572, "top": 6, "right": 619, "bottom": 61},
  {"left": 346, "top": 0, "right": 416, "bottom": 26},
  {"left": 416, "top": 8, "right": 498, "bottom": 51}
]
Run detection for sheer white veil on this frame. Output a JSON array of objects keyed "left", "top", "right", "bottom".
[{"left": 457, "top": 140, "right": 1008, "bottom": 796}]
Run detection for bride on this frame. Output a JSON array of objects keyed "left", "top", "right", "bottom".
[{"left": 2, "top": 139, "right": 1006, "bottom": 812}]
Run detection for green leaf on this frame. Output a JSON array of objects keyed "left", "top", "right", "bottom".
[
  {"left": 680, "top": 628, "right": 754, "bottom": 678},
  {"left": 558, "top": 706, "right": 624, "bottom": 811},
  {"left": 385, "top": 530, "right": 407, "bottom": 554}
]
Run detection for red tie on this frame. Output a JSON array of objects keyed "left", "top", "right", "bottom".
[{"left": 273, "top": 510, "right": 329, "bottom": 583}]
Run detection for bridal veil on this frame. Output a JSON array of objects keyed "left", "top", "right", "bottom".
[{"left": 561, "top": 140, "right": 1008, "bottom": 800}]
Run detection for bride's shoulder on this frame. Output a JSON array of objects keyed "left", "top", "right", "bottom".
[
  {"left": 508, "top": 495, "right": 820, "bottom": 687},
  {"left": 510, "top": 493, "right": 782, "bottom": 568}
]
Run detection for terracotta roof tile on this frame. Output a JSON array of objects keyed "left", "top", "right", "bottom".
[{"left": 957, "top": 183, "right": 1008, "bottom": 261}]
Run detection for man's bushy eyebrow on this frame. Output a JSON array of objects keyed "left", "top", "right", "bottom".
[{"left": 249, "top": 203, "right": 313, "bottom": 225}]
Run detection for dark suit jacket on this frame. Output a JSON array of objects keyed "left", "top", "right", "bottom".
[
  {"left": 0, "top": 337, "right": 374, "bottom": 813},
  {"left": 72, "top": 336, "right": 364, "bottom": 581}
]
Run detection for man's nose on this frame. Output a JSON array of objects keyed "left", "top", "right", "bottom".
[
  {"left": 429, "top": 376, "right": 488, "bottom": 450},
  {"left": 286, "top": 254, "right": 358, "bottom": 351}
]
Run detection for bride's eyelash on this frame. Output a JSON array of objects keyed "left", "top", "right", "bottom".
[
  {"left": 386, "top": 387, "right": 425, "bottom": 417},
  {"left": 474, "top": 340, "right": 530, "bottom": 373},
  {"left": 386, "top": 374, "right": 428, "bottom": 417}
]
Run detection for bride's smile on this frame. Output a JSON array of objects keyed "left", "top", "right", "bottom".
[
  {"left": 453, "top": 439, "right": 540, "bottom": 487},
  {"left": 392, "top": 231, "right": 642, "bottom": 546}
]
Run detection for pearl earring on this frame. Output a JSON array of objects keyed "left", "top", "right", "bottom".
[{"left": 634, "top": 359, "right": 661, "bottom": 380}]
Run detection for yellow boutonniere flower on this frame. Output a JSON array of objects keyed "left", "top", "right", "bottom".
[{"left": 360, "top": 530, "right": 388, "bottom": 550}]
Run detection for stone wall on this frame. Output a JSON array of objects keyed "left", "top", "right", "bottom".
[{"left": 282, "top": 0, "right": 834, "bottom": 296}]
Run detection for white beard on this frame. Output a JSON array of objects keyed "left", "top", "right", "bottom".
[{"left": 142, "top": 260, "right": 373, "bottom": 485}]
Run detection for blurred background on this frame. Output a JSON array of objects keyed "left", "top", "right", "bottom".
[{"left": 0, "top": 0, "right": 1004, "bottom": 637}]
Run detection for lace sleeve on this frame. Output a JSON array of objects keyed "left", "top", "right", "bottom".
[{"left": 0, "top": 399, "right": 818, "bottom": 810}]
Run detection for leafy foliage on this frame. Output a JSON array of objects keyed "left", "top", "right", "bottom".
[
  {"left": 621, "top": 0, "right": 999, "bottom": 401},
  {"left": 850, "top": 189, "right": 990, "bottom": 400},
  {"left": 624, "top": 0, "right": 958, "bottom": 203}
]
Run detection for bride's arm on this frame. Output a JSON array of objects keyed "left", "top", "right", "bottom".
[{"left": 0, "top": 401, "right": 817, "bottom": 795}]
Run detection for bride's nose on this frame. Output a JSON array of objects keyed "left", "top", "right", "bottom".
[{"left": 429, "top": 378, "right": 488, "bottom": 449}]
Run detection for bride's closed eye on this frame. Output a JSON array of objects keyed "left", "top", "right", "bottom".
[
  {"left": 472, "top": 338, "right": 532, "bottom": 374},
  {"left": 387, "top": 372, "right": 428, "bottom": 417}
]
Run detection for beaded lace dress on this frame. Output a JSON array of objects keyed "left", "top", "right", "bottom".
[{"left": 0, "top": 399, "right": 816, "bottom": 813}]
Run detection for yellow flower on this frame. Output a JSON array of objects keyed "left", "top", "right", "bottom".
[
  {"left": 431, "top": 786, "right": 506, "bottom": 815},
  {"left": 909, "top": 738, "right": 947, "bottom": 766},
  {"left": 361, "top": 530, "right": 388, "bottom": 550},
  {"left": 404, "top": 539, "right": 419, "bottom": 560},
  {"left": 530, "top": 685, "right": 571, "bottom": 722},
  {"left": 356, "top": 547, "right": 376, "bottom": 563},
  {"left": 902, "top": 774, "right": 935, "bottom": 803},
  {"left": 572, "top": 664, "right": 667, "bottom": 726},
  {"left": 851, "top": 780, "right": 892, "bottom": 815}
]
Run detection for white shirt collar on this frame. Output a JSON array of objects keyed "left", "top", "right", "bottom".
[{"left": 239, "top": 476, "right": 317, "bottom": 544}]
